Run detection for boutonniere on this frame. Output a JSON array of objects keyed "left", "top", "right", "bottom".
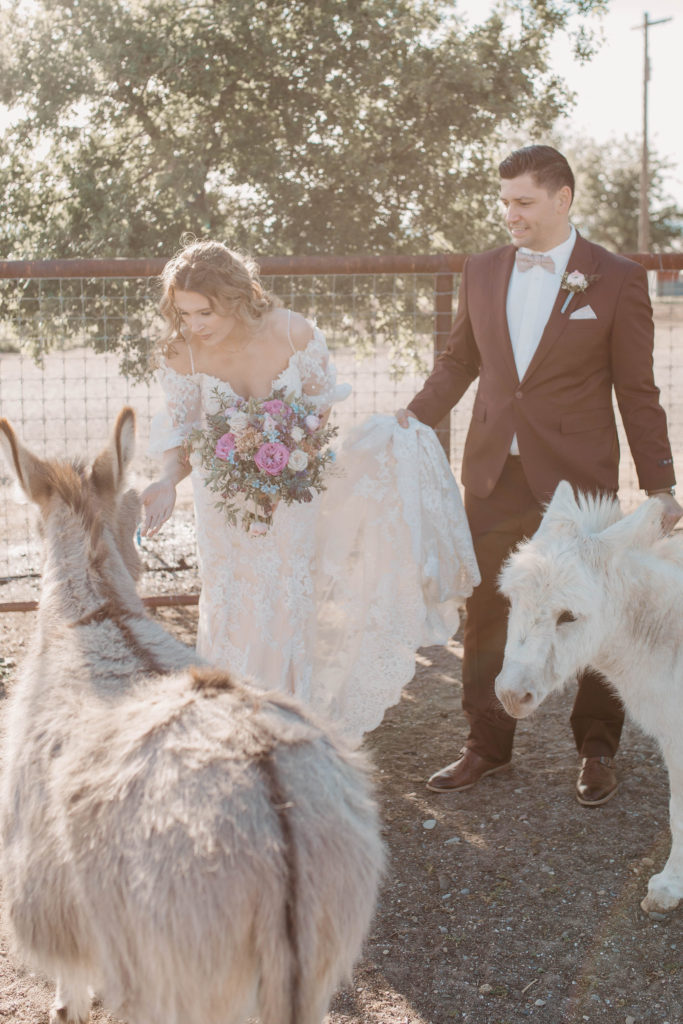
[{"left": 560, "top": 270, "right": 598, "bottom": 314}]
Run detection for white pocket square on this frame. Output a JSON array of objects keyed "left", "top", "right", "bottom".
[{"left": 569, "top": 304, "right": 597, "bottom": 320}]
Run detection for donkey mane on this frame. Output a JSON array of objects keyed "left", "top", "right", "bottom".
[
  {"left": 43, "top": 458, "right": 107, "bottom": 540},
  {"left": 190, "top": 666, "right": 242, "bottom": 695},
  {"left": 47, "top": 458, "right": 90, "bottom": 506},
  {"left": 548, "top": 486, "right": 623, "bottom": 536}
]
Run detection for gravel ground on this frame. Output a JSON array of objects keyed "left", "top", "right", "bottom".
[{"left": 0, "top": 606, "right": 680, "bottom": 1024}]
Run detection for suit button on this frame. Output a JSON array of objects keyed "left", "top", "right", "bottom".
[{"left": 514, "top": 390, "right": 523, "bottom": 399}]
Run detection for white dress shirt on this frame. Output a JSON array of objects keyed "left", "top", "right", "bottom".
[{"left": 506, "top": 225, "right": 576, "bottom": 455}]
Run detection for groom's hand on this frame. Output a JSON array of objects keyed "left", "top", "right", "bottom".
[
  {"left": 395, "top": 408, "right": 417, "bottom": 429},
  {"left": 649, "top": 490, "right": 683, "bottom": 533}
]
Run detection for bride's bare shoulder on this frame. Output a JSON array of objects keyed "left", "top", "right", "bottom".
[
  {"left": 163, "top": 338, "right": 194, "bottom": 375},
  {"left": 265, "top": 307, "right": 314, "bottom": 352}
]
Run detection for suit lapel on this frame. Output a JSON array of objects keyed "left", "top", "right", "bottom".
[
  {"left": 492, "top": 246, "right": 519, "bottom": 383},
  {"left": 521, "top": 232, "right": 599, "bottom": 384}
]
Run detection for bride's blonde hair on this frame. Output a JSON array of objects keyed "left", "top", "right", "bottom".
[{"left": 154, "top": 237, "right": 276, "bottom": 361}]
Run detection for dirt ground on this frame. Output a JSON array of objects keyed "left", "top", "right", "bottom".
[{"left": 0, "top": 604, "right": 680, "bottom": 1024}]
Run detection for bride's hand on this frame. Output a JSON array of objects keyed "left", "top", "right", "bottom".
[
  {"left": 139, "top": 478, "right": 177, "bottom": 537},
  {"left": 395, "top": 408, "right": 417, "bottom": 429}
]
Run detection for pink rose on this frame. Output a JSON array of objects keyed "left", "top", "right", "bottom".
[
  {"left": 304, "top": 414, "right": 320, "bottom": 432},
  {"left": 254, "top": 441, "right": 290, "bottom": 475},
  {"left": 261, "top": 399, "right": 287, "bottom": 416},
  {"left": 215, "top": 432, "right": 236, "bottom": 460}
]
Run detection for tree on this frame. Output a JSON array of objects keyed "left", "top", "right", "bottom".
[
  {"left": 567, "top": 135, "right": 683, "bottom": 252},
  {"left": 0, "top": 0, "right": 607, "bottom": 259}
]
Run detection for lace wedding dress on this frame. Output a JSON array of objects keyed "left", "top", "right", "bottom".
[{"left": 150, "top": 323, "right": 480, "bottom": 746}]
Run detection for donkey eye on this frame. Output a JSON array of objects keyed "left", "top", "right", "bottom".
[{"left": 557, "top": 610, "right": 576, "bottom": 625}]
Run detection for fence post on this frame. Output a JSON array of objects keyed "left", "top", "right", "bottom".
[{"left": 433, "top": 271, "right": 454, "bottom": 457}]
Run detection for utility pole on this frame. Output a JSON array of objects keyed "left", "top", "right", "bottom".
[{"left": 633, "top": 12, "right": 673, "bottom": 252}]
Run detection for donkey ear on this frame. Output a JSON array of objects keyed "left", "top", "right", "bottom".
[
  {"left": 114, "top": 407, "right": 136, "bottom": 478},
  {"left": 91, "top": 407, "right": 136, "bottom": 495},
  {"left": 535, "top": 480, "right": 580, "bottom": 535},
  {"left": 599, "top": 497, "right": 664, "bottom": 551},
  {"left": 0, "top": 418, "right": 53, "bottom": 505}
]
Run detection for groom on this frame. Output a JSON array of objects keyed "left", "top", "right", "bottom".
[{"left": 398, "top": 144, "right": 681, "bottom": 805}]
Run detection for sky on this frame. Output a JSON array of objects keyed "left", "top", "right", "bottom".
[{"left": 458, "top": 0, "right": 683, "bottom": 207}]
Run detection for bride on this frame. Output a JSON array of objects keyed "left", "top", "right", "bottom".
[{"left": 141, "top": 238, "right": 479, "bottom": 745}]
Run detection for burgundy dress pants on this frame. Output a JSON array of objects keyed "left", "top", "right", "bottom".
[{"left": 461, "top": 455, "right": 624, "bottom": 764}]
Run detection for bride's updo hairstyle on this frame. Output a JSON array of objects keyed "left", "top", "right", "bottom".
[{"left": 155, "top": 237, "right": 276, "bottom": 359}]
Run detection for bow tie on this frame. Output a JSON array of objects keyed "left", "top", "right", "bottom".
[{"left": 516, "top": 251, "right": 555, "bottom": 273}]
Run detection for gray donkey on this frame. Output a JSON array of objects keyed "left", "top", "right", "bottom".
[{"left": 0, "top": 407, "right": 384, "bottom": 1024}]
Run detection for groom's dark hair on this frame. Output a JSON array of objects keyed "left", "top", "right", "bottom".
[{"left": 499, "top": 145, "right": 575, "bottom": 202}]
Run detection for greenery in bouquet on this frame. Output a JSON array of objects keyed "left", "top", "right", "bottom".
[{"left": 186, "top": 386, "right": 339, "bottom": 534}]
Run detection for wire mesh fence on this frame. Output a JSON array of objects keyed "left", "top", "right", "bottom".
[{"left": 1, "top": 256, "right": 682, "bottom": 609}]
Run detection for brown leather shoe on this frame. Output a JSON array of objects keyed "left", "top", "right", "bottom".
[
  {"left": 426, "top": 747, "right": 511, "bottom": 793},
  {"left": 576, "top": 756, "right": 618, "bottom": 807}
]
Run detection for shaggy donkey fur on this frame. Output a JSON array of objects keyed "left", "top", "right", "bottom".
[
  {"left": 0, "top": 408, "right": 384, "bottom": 1024},
  {"left": 495, "top": 481, "right": 683, "bottom": 916}
]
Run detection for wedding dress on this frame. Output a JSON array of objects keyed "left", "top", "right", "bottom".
[{"left": 149, "top": 322, "right": 479, "bottom": 746}]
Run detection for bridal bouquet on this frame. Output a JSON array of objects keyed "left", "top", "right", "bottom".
[{"left": 186, "top": 387, "right": 338, "bottom": 534}]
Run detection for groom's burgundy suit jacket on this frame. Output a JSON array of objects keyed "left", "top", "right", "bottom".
[{"left": 408, "top": 231, "right": 676, "bottom": 503}]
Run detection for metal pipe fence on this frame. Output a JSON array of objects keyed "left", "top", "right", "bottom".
[{"left": 1, "top": 253, "right": 682, "bottom": 610}]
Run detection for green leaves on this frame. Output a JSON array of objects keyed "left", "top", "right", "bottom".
[
  {"left": 0, "top": 0, "right": 612, "bottom": 376},
  {"left": 567, "top": 134, "right": 683, "bottom": 252},
  {"left": 0, "top": 0, "right": 605, "bottom": 259}
]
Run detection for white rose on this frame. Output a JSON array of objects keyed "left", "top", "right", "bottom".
[
  {"left": 566, "top": 271, "right": 587, "bottom": 288},
  {"left": 248, "top": 521, "right": 270, "bottom": 537},
  {"left": 228, "top": 410, "right": 249, "bottom": 433},
  {"left": 189, "top": 450, "right": 203, "bottom": 468},
  {"left": 288, "top": 449, "right": 309, "bottom": 472},
  {"left": 290, "top": 425, "right": 304, "bottom": 442},
  {"left": 304, "top": 414, "right": 320, "bottom": 432}
]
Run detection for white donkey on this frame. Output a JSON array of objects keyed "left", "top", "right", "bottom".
[
  {"left": 495, "top": 480, "right": 683, "bottom": 917},
  {"left": 0, "top": 408, "right": 384, "bottom": 1024}
]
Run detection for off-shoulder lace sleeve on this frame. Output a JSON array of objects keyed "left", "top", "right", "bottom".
[
  {"left": 294, "top": 326, "right": 351, "bottom": 410},
  {"left": 148, "top": 365, "right": 202, "bottom": 455}
]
